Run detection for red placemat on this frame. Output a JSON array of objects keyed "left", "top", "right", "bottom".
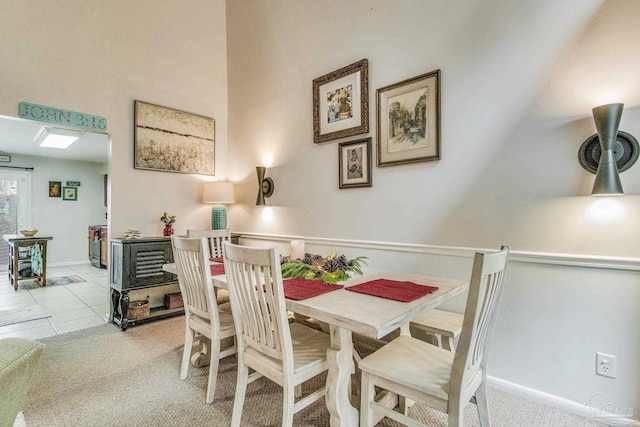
[
  {"left": 210, "top": 264, "right": 225, "bottom": 276},
  {"left": 209, "top": 256, "right": 224, "bottom": 263},
  {"left": 282, "top": 278, "right": 343, "bottom": 300},
  {"left": 346, "top": 279, "right": 438, "bottom": 302}
]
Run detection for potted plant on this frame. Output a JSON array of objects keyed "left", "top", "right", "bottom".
[{"left": 160, "top": 212, "right": 176, "bottom": 236}]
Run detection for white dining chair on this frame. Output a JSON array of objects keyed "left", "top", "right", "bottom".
[
  {"left": 410, "top": 308, "right": 463, "bottom": 351},
  {"left": 359, "top": 246, "right": 509, "bottom": 427},
  {"left": 186, "top": 228, "right": 231, "bottom": 259},
  {"left": 187, "top": 229, "right": 232, "bottom": 304},
  {"left": 171, "top": 236, "right": 237, "bottom": 404},
  {"left": 223, "top": 242, "right": 331, "bottom": 427}
]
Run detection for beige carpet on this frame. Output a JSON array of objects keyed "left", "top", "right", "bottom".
[{"left": 22, "top": 317, "right": 606, "bottom": 426}]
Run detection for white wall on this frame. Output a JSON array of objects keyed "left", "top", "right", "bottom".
[
  {"left": 1, "top": 0, "right": 638, "bottom": 418},
  {"left": 226, "top": 0, "right": 640, "bottom": 417},
  {"left": 226, "top": 0, "right": 640, "bottom": 258},
  {"left": 0, "top": 0, "right": 229, "bottom": 240},
  {"left": 6, "top": 154, "right": 106, "bottom": 265}
]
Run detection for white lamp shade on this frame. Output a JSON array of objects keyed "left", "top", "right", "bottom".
[{"left": 202, "top": 182, "right": 235, "bottom": 204}]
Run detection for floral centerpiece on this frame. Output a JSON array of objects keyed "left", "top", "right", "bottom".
[
  {"left": 160, "top": 212, "right": 176, "bottom": 236},
  {"left": 281, "top": 251, "right": 367, "bottom": 284}
]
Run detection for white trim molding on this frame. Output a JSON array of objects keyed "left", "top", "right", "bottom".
[
  {"left": 235, "top": 232, "right": 640, "bottom": 272},
  {"left": 488, "top": 376, "right": 639, "bottom": 426}
]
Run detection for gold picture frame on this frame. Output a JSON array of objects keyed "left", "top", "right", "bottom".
[
  {"left": 339, "top": 137, "right": 372, "bottom": 189},
  {"left": 313, "top": 59, "right": 369, "bottom": 144},
  {"left": 48, "top": 181, "right": 61, "bottom": 197},
  {"left": 377, "top": 69, "right": 441, "bottom": 166}
]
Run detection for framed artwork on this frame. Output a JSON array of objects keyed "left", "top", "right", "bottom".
[
  {"left": 313, "top": 59, "right": 369, "bottom": 144},
  {"left": 49, "top": 181, "right": 61, "bottom": 197},
  {"left": 134, "top": 100, "right": 216, "bottom": 175},
  {"left": 377, "top": 69, "right": 441, "bottom": 166},
  {"left": 339, "top": 137, "right": 372, "bottom": 189},
  {"left": 62, "top": 186, "right": 77, "bottom": 201}
]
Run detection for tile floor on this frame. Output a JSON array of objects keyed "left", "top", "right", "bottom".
[{"left": 0, "top": 263, "right": 110, "bottom": 340}]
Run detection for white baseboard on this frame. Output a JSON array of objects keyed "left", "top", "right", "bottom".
[{"left": 488, "top": 376, "right": 638, "bottom": 426}]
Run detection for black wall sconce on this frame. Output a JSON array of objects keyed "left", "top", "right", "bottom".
[
  {"left": 578, "top": 103, "right": 638, "bottom": 195},
  {"left": 256, "top": 166, "right": 275, "bottom": 205}
]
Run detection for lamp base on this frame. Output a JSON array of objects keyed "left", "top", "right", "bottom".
[{"left": 211, "top": 205, "right": 227, "bottom": 230}]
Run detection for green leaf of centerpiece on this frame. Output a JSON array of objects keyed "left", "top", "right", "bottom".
[{"left": 280, "top": 251, "right": 367, "bottom": 284}]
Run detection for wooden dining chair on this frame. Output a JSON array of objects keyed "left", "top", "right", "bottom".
[
  {"left": 223, "top": 242, "right": 331, "bottom": 427},
  {"left": 410, "top": 308, "right": 463, "bottom": 351},
  {"left": 171, "top": 236, "right": 237, "bottom": 404},
  {"left": 359, "top": 246, "right": 509, "bottom": 427},
  {"left": 187, "top": 229, "right": 232, "bottom": 304},
  {"left": 186, "top": 228, "right": 231, "bottom": 259}
]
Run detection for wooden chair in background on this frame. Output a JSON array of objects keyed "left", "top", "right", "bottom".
[
  {"left": 186, "top": 228, "right": 231, "bottom": 259},
  {"left": 358, "top": 246, "right": 509, "bottom": 427},
  {"left": 223, "top": 242, "right": 331, "bottom": 427},
  {"left": 171, "top": 236, "right": 237, "bottom": 404},
  {"left": 187, "top": 229, "right": 232, "bottom": 304},
  {"left": 410, "top": 308, "right": 463, "bottom": 351}
]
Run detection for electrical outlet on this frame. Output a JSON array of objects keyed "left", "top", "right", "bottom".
[{"left": 596, "top": 352, "right": 617, "bottom": 379}]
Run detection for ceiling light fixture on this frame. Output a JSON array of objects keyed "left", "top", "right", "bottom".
[{"left": 35, "top": 127, "right": 82, "bottom": 149}]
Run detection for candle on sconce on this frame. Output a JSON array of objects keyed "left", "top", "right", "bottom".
[{"left": 290, "top": 240, "right": 305, "bottom": 260}]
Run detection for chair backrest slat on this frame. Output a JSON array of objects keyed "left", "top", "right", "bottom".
[
  {"left": 187, "top": 229, "right": 231, "bottom": 258},
  {"left": 224, "top": 242, "right": 293, "bottom": 366},
  {"left": 172, "top": 236, "right": 220, "bottom": 326},
  {"left": 451, "top": 246, "right": 509, "bottom": 397}
]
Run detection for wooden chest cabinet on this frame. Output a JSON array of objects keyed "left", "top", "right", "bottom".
[{"left": 110, "top": 237, "right": 180, "bottom": 330}]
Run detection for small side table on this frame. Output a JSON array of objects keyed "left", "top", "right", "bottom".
[{"left": 2, "top": 234, "right": 53, "bottom": 290}]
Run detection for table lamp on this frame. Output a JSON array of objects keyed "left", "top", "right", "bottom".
[{"left": 202, "top": 182, "right": 235, "bottom": 229}]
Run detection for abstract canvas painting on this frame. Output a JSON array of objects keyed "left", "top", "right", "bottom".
[{"left": 134, "top": 101, "right": 215, "bottom": 175}]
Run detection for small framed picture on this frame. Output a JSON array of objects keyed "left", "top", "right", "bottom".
[
  {"left": 49, "top": 181, "right": 62, "bottom": 197},
  {"left": 313, "top": 59, "right": 369, "bottom": 144},
  {"left": 339, "top": 137, "right": 372, "bottom": 189},
  {"left": 62, "top": 186, "right": 77, "bottom": 201},
  {"left": 377, "top": 69, "right": 441, "bottom": 166}
]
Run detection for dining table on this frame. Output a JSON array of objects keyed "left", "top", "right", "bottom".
[{"left": 163, "top": 260, "right": 468, "bottom": 427}]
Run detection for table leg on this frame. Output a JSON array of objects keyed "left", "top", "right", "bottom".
[
  {"left": 119, "top": 291, "right": 130, "bottom": 331},
  {"left": 12, "top": 243, "right": 18, "bottom": 290},
  {"left": 326, "top": 325, "right": 359, "bottom": 427},
  {"left": 111, "top": 289, "right": 120, "bottom": 321},
  {"left": 190, "top": 335, "right": 211, "bottom": 368},
  {"left": 41, "top": 242, "right": 47, "bottom": 286}
]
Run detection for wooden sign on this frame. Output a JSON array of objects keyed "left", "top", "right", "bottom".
[{"left": 19, "top": 102, "right": 107, "bottom": 132}]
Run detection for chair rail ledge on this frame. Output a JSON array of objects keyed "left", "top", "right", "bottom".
[{"left": 234, "top": 232, "right": 640, "bottom": 272}]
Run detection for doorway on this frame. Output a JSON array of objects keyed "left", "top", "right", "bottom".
[{"left": 0, "top": 168, "right": 32, "bottom": 271}]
